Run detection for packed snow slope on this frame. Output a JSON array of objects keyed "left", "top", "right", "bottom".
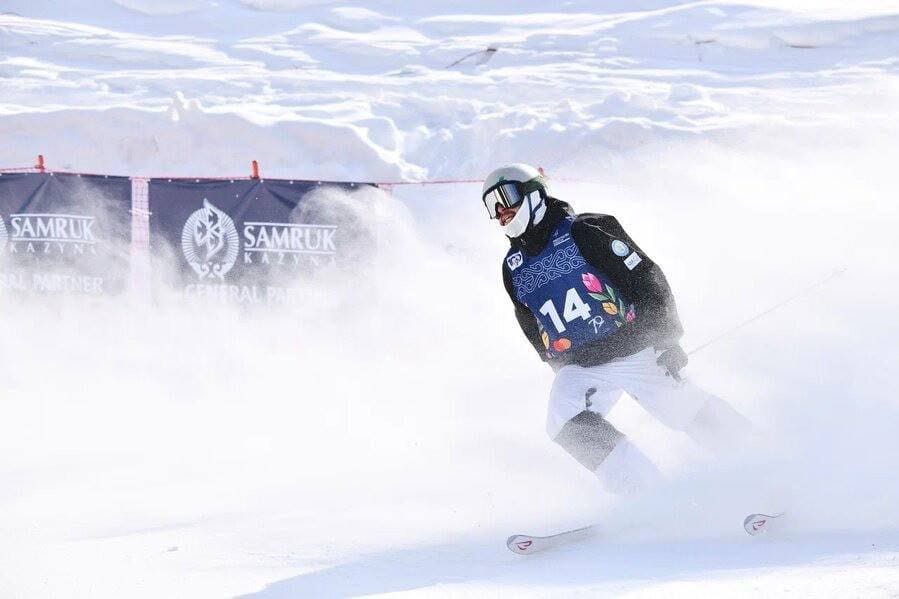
[{"left": 2, "top": 1, "right": 899, "bottom": 597}]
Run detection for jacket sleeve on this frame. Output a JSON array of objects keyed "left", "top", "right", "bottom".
[
  {"left": 502, "top": 262, "right": 549, "bottom": 362},
  {"left": 571, "top": 215, "right": 684, "bottom": 348}
]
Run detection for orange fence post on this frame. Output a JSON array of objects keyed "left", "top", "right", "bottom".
[
  {"left": 251, "top": 160, "right": 260, "bottom": 179},
  {"left": 36, "top": 154, "right": 46, "bottom": 173}
]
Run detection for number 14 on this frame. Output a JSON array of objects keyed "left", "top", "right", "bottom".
[{"left": 539, "top": 288, "right": 592, "bottom": 333}]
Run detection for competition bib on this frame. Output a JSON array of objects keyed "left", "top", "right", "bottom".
[{"left": 507, "top": 218, "right": 636, "bottom": 358}]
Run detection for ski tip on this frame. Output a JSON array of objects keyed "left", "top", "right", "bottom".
[
  {"left": 743, "top": 512, "right": 784, "bottom": 536},
  {"left": 506, "top": 526, "right": 597, "bottom": 555},
  {"left": 506, "top": 535, "right": 536, "bottom": 555}
]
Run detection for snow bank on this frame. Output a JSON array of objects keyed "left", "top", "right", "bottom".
[
  {"left": 240, "top": 0, "right": 340, "bottom": 11},
  {"left": 112, "top": 0, "right": 214, "bottom": 16}
]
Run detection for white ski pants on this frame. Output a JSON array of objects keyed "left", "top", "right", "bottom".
[
  {"left": 546, "top": 347, "right": 715, "bottom": 440},
  {"left": 546, "top": 347, "right": 748, "bottom": 494}
]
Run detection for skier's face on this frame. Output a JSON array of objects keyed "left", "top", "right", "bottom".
[{"left": 497, "top": 204, "right": 519, "bottom": 226}]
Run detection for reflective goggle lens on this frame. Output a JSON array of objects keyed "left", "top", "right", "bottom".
[{"left": 482, "top": 182, "right": 524, "bottom": 218}]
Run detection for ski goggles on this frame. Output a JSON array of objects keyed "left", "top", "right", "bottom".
[{"left": 482, "top": 181, "right": 526, "bottom": 219}]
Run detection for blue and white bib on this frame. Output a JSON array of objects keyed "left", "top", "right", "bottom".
[{"left": 506, "top": 217, "right": 637, "bottom": 358}]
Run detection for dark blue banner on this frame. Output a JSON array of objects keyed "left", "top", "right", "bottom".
[
  {"left": 0, "top": 172, "right": 132, "bottom": 295},
  {"left": 148, "top": 178, "right": 368, "bottom": 304}
]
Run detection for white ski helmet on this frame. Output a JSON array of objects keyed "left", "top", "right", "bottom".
[{"left": 481, "top": 163, "right": 549, "bottom": 238}]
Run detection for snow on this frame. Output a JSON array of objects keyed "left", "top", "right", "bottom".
[{"left": 1, "top": 1, "right": 899, "bottom": 597}]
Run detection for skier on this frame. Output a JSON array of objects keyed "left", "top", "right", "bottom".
[{"left": 485, "top": 163, "right": 749, "bottom": 495}]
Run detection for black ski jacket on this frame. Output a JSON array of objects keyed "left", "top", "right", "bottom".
[{"left": 502, "top": 198, "right": 683, "bottom": 368}]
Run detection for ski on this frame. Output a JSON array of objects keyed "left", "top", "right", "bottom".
[
  {"left": 743, "top": 512, "right": 783, "bottom": 536},
  {"left": 507, "top": 512, "right": 778, "bottom": 554},
  {"left": 506, "top": 525, "right": 597, "bottom": 555}
]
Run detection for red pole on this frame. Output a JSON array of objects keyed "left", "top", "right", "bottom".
[
  {"left": 251, "top": 160, "right": 260, "bottom": 179},
  {"left": 37, "top": 154, "right": 46, "bottom": 173}
]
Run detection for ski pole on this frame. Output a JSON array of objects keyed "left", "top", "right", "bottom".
[{"left": 687, "top": 267, "right": 848, "bottom": 357}]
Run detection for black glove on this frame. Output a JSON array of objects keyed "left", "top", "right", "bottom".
[{"left": 656, "top": 344, "right": 688, "bottom": 380}]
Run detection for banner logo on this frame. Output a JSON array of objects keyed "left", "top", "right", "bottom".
[
  {"left": 5, "top": 213, "right": 97, "bottom": 255},
  {"left": 181, "top": 199, "right": 239, "bottom": 280},
  {"left": 243, "top": 221, "right": 337, "bottom": 265}
]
